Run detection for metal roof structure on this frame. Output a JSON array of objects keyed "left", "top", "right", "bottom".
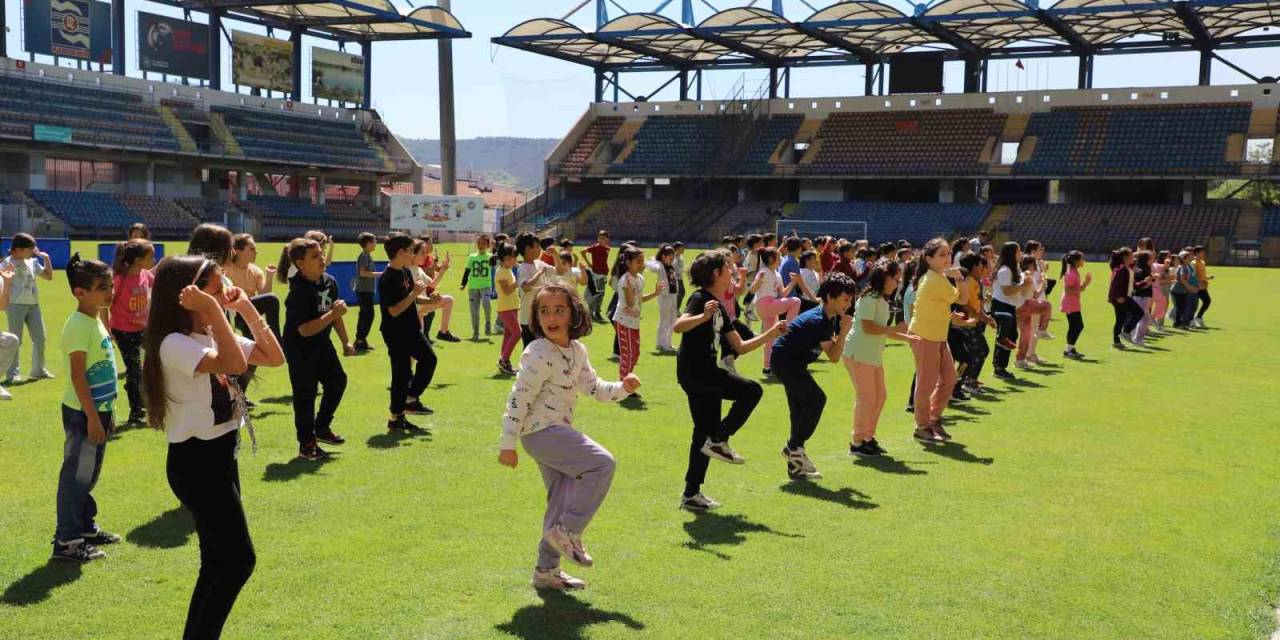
[
  {"left": 494, "top": 0, "right": 1280, "bottom": 71},
  {"left": 152, "top": 0, "right": 471, "bottom": 42}
]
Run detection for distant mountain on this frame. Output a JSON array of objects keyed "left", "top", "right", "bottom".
[{"left": 399, "top": 137, "right": 559, "bottom": 189}]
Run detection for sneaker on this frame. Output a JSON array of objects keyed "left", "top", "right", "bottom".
[
  {"left": 543, "top": 524, "right": 593, "bottom": 567},
  {"left": 868, "top": 439, "right": 887, "bottom": 456},
  {"left": 782, "top": 446, "right": 821, "bottom": 479},
  {"left": 1028, "top": 355, "right": 1048, "bottom": 365},
  {"left": 244, "top": 399, "right": 257, "bottom": 409},
  {"left": 403, "top": 399, "right": 433, "bottom": 415},
  {"left": 51, "top": 539, "right": 104, "bottom": 562},
  {"left": 930, "top": 420, "right": 953, "bottom": 442},
  {"left": 82, "top": 527, "right": 121, "bottom": 545},
  {"left": 298, "top": 442, "right": 331, "bottom": 461},
  {"left": 961, "top": 381, "right": 982, "bottom": 395},
  {"left": 607, "top": 354, "right": 619, "bottom": 362},
  {"left": 849, "top": 441, "right": 879, "bottom": 458},
  {"left": 1063, "top": 348, "right": 1081, "bottom": 360},
  {"left": 905, "top": 404, "right": 915, "bottom": 413},
  {"left": 761, "top": 368, "right": 772, "bottom": 377},
  {"left": 1112, "top": 341, "right": 1126, "bottom": 350},
  {"left": 4, "top": 374, "right": 22, "bottom": 385},
  {"left": 533, "top": 567, "right": 586, "bottom": 591},
  {"left": 126, "top": 410, "right": 146, "bottom": 426},
  {"left": 913, "top": 427, "right": 944, "bottom": 444},
  {"left": 1193, "top": 318, "right": 1204, "bottom": 328},
  {"left": 436, "top": 331, "right": 462, "bottom": 343},
  {"left": 387, "top": 416, "right": 425, "bottom": 432},
  {"left": 354, "top": 340, "right": 373, "bottom": 352},
  {"left": 30, "top": 369, "right": 55, "bottom": 380},
  {"left": 1036, "top": 330, "right": 1055, "bottom": 339},
  {"left": 701, "top": 439, "right": 745, "bottom": 464},
  {"left": 1132, "top": 338, "right": 1147, "bottom": 347},
  {"left": 0, "top": 385, "right": 10, "bottom": 401},
  {"left": 485, "top": 325, "right": 493, "bottom": 335},
  {"left": 497, "top": 359, "right": 516, "bottom": 376},
  {"left": 315, "top": 431, "right": 346, "bottom": 445},
  {"left": 1014, "top": 359, "right": 1031, "bottom": 370},
  {"left": 679, "top": 492, "right": 721, "bottom": 512},
  {"left": 951, "top": 387, "right": 970, "bottom": 402},
  {"left": 993, "top": 368, "right": 1016, "bottom": 380},
  {"left": 996, "top": 337, "right": 1017, "bottom": 351}
]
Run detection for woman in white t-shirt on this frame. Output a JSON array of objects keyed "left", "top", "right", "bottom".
[{"left": 142, "top": 255, "right": 284, "bottom": 640}]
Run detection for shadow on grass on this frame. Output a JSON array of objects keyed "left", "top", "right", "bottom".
[
  {"left": 779, "top": 482, "right": 878, "bottom": 510},
  {"left": 257, "top": 395, "right": 293, "bottom": 405},
  {"left": 126, "top": 506, "right": 194, "bottom": 549},
  {"left": 619, "top": 395, "right": 647, "bottom": 411},
  {"left": 1004, "top": 377, "right": 1045, "bottom": 389},
  {"left": 495, "top": 590, "right": 645, "bottom": 640},
  {"left": 1, "top": 561, "right": 83, "bottom": 606},
  {"left": 263, "top": 455, "right": 337, "bottom": 482},
  {"left": 367, "top": 428, "right": 433, "bottom": 449},
  {"left": 920, "top": 442, "right": 994, "bottom": 465},
  {"left": 681, "top": 512, "right": 803, "bottom": 560},
  {"left": 948, "top": 403, "right": 991, "bottom": 416},
  {"left": 853, "top": 455, "right": 929, "bottom": 475},
  {"left": 1019, "top": 367, "right": 1063, "bottom": 376}
]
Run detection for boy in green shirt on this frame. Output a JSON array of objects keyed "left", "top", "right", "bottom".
[{"left": 459, "top": 234, "right": 493, "bottom": 340}]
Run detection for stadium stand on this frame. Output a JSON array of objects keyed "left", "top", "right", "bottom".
[
  {"left": 736, "top": 115, "right": 803, "bottom": 175},
  {"left": 706, "top": 201, "right": 784, "bottom": 237},
  {"left": 1262, "top": 208, "right": 1280, "bottom": 236},
  {"left": 0, "top": 74, "right": 180, "bottom": 151},
  {"left": 533, "top": 196, "right": 592, "bottom": 228},
  {"left": 176, "top": 197, "right": 244, "bottom": 225},
  {"left": 116, "top": 195, "right": 201, "bottom": 235},
  {"left": 1002, "top": 204, "right": 1239, "bottom": 253},
  {"left": 1016, "top": 103, "right": 1250, "bottom": 175},
  {"left": 800, "top": 110, "right": 1004, "bottom": 176},
  {"left": 27, "top": 190, "right": 133, "bottom": 232},
  {"left": 212, "top": 106, "right": 387, "bottom": 170},
  {"left": 573, "top": 199, "right": 719, "bottom": 241},
  {"left": 558, "top": 117, "right": 624, "bottom": 174},
  {"left": 788, "top": 201, "right": 991, "bottom": 245},
  {"left": 610, "top": 116, "right": 729, "bottom": 175}
]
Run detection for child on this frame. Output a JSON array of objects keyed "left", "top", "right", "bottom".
[
  {"left": 1014, "top": 255, "right": 1047, "bottom": 368},
  {"left": 778, "top": 237, "right": 804, "bottom": 302},
  {"left": 1059, "top": 250, "right": 1091, "bottom": 359},
  {"left": 845, "top": 262, "right": 915, "bottom": 457},
  {"left": 494, "top": 243, "right": 521, "bottom": 375},
  {"left": 749, "top": 248, "right": 801, "bottom": 376},
  {"left": 107, "top": 240, "right": 156, "bottom": 426},
  {"left": 460, "top": 234, "right": 493, "bottom": 340},
  {"left": 672, "top": 242, "right": 687, "bottom": 310},
  {"left": 649, "top": 245, "right": 679, "bottom": 354},
  {"left": 229, "top": 234, "right": 281, "bottom": 338},
  {"left": 956, "top": 253, "right": 996, "bottom": 393},
  {"left": 516, "top": 232, "right": 554, "bottom": 347},
  {"left": 612, "top": 246, "right": 657, "bottom": 380},
  {"left": 538, "top": 237, "right": 558, "bottom": 266},
  {"left": 0, "top": 262, "right": 17, "bottom": 400},
  {"left": 579, "top": 230, "right": 611, "bottom": 323},
  {"left": 1151, "top": 250, "right": 1172, "bottom": 330},
  {"left": 1026, "top": 241, "right": 1055, "bottom": 339},
  {"left": 498, "top": 284, "right": 640, "bottom": 591},
  {"left": 280, "top": 238, "right": 352, "bottom": 460},
  {"left": 1192, "top": 246, "right": 1212, "bottom": 328},
  {"left": 127, "top": 222, "right": 150, "bottom": 241},
  {"left": 770, "top": 272, "right": 857, "bottom": 480},
  {"left": 1108, "top": 247, "right": 1141, "bottom": 349},
  {"left": 355, "top": 232, "right": 381, "bottom": 351},
  {"left": 52, "top": 254, "right": 119, "bottom": 562},
  {"left": 991, "top": 242, "right": 1031, "bottom": 380},
  {"left": 142, "top": 255, "right": 284, "bottom": 638},
  {"left": 379, "top": 233, "right": 438, "bottom": 431},
  {"left": 1130, "top": 250, "right": 1155, "bottom": 345},
  {"left": 908, "top": 238, "right": 967, "bottom": 444},
  {"left": 1171, "top": 251, "right": 1198, "bottom": 329},
  {"left": 412, "top": 238, "right": 460, "bottom": 343},
  {"left": 674, "top": 250, "right": 787, "bottom": 512},
  {"left": 796, "top": 250, "right": 821, "bottom": 313},
  {"left": 2, "top": 233, "right": 54, "bottom": 383},
  {"left": 554, "top": 251, "right": 588, "bottom": 295}
]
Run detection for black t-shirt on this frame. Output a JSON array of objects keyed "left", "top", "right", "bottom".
[
  {"left": 677, "top": 289, "right": 735, "bottom": 382},
  {"left": 284, "top": 273, "right": 340, "bottom": 352},
  {"left": 379, "top": 266, "right": 420, "bottom": 340}
]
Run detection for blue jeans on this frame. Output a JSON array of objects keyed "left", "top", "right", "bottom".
[
  {"left": 56, "top": 405, "right": 112, "bottom": 541},
  {"left": 5, "top": 302, "right": 46, "bottom": 379}
]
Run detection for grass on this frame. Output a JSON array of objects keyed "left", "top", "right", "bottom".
[{"left": 2, "top": 241, "right": 1280, "bottom": 639}]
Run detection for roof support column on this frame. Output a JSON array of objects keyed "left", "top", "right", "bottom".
[
  {"left": 613, "top": 71, "right": 620, "bottom": 103},
  {"left": 784, "top": 67, "right": 790, "bottom": 99},
  {"left": 878, "top": 61, "right": 885, "bottom": 96},
  {"left": 361, "top": 40, "right": 372, "bottom": 109},
  {"left": 696, "top": 70, "right": 702, "bottom": 100},
  {"left": 679, "top": 70, "right": 688, "bottom": 101},
  {"left": 963, "top": 56, "right": 982, "bottom": 93},
  {"left": 769, "top": 67, "right": 778, "bottom": 99},
  {"left": 208, "top": 9, "right": 222, "bottom": 91},
  {"left": 595, "top": 69, "right": 606, "bottom": 103},
  {"left": 111, "top": 0, "right": 125, "bottom": 75},
  {"left": 1198, "top": 49, "right": 1212, "bottom": 85},
  {"left": 1077, "top": 54, "right": 1093, "bottom": 89},
  {"left": 290, "top": 29, "right": 303, "bottom": 101},
  {"left": 438, "top": 0, "right": 457, "bottom": 195},
  {"left": 981, "top": 58, "right": 989, "bottom": 92},
  {"left": 865, "top": 62, "right": 874, "bottom": 96}
]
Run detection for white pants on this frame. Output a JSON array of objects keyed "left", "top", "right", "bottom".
[{"left": 656, "top": 294, "right": 678, "bottom": 350}]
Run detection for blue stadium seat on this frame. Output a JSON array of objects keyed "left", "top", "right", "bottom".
[{"left": 789, "top": 201, "right": 990, "bottom": 245}]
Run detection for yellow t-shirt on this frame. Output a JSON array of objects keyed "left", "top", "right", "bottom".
[
  {"left": 908, "top": 269, "right": 959, "bottom": 342},
  {"left": 495, "top": 266, "right": 519, "bottom": 312},
  {"left": 962, "top": 278, "right": 983, "bottom": 317},
  {"left": 1194, "top": 259, "right": 1208, "bottom": 288}
]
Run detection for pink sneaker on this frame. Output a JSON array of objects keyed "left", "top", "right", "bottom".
[
  {"left": 533, "top": 567, "right": 586, "bottom": 590},
  {"left": 543, "top": 524, "right": 594, "bottom": 567}
]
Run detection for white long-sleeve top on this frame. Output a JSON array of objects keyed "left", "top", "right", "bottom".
[{"left": 500, "top": 338, "right": 630, "bottom": 450}]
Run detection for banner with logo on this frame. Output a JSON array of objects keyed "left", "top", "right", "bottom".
[
  {"left": 389, "top": 195, "right": 485, "bottom": 234},
  {"left": 24, "top": 0, "right": 112, "bottom": 62},
  {"left": 138, "top": 12, "right": 209, "bottom": 79},
  {"left": 311, "top": 47, "right": 364, "bottom": 103},
  {"left": 231, "top": 30, "right": 292, "bottom": 93}
]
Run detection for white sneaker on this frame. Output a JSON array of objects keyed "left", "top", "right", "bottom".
[
  {"left": 30, "top": 370, "right": 55, "bottom": 380},
  {"left": 701, "top": 439, "right": 746, "bottom": 464},
  {"left": 1133, "top": 338, "right": 1147, "bottom": 347},
  {"left": 1028, "top": 355, "right": 1048, "bottom": 365},
  {"left": 1036, "top": 330, "right": 1054, "bottom": 339},
  {"left": 1014, "top": 359, "right": 1031, "bottom": 370},
  {"left": 543, "top": 524, "right": 593, "bottom": 567},
  {"left": 679, "top": 492, "right": 721, "bottom": 512},
  {"left": 1194, "top": 318, "right": 1206, "bottom": 328},
  {"left": 0, "top": 385, "right": 10, "bottom": 400},
  {"left": 782, "top": 446, "right": 821, "bottom": 479},
  {"left": 533, "top": 567, "right": 586, "bottom": 591}
]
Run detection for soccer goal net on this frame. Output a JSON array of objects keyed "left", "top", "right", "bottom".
[{"left": 775, "top": 219, "right": 868, "bottom": 242}]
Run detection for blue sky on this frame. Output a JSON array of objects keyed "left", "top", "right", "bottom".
[{"left": 2, "top": 0, "right": 1277, "bottom": 140}]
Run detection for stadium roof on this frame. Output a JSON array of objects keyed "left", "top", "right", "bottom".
[
  {"left": 155, "top": 0, "right": 470, "bottom": 41},
  {"left": 493, "top": 0, "right": 1280, "bottom": 70}
]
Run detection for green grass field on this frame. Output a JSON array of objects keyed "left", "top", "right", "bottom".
[{"left": 3, "top": 241, "right": 1280, "bottom": 639}]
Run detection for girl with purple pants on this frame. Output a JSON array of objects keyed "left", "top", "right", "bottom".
[{"left": 498, "top": 284, "right": 641, "bottom": 591}]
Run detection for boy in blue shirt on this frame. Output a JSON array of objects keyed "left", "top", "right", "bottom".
[{"left": 777, "top": 236, "right": 804, "bottom": 301}]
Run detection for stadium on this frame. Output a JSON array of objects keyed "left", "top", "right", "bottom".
[{"left": 1, "top": 0, "right": 1280, "bottom": 638}]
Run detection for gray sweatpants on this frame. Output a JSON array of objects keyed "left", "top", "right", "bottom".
[
  {"left": 467, "top": 288, "right": 492, "bottom": 337},
  {"left": 521, "top": 424, "right": 616, "bottom": 570},
  {"left": 6, "top": 303, "right": 46, "bottom": 379}
]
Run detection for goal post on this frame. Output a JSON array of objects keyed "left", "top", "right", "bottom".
[{"left": 775, "top": 219, "right": 868, "bottom": 242}]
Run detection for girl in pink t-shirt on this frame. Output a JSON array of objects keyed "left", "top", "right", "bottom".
[
  {"left": 108, "top": 240, "right": 156, "bottom": 425},
  {"left": 1059, "top": 250, "right": 1092, "bottom": 360}
]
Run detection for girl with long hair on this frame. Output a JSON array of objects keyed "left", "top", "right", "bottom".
[{"left": 106, "top": 239, "right": 155, "bottom": 426}]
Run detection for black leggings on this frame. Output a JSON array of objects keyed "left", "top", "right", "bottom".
[
  {"left": 991, "top": 299, "right": 1018, "bottom": 370},
  {"left": 285, "top": 342, "right": 347, "bottom": 444},
  {"left": 680, "top": 369, "right": 763, "bottom": 495},
  {"left": 111, "top": 329, "right": 144, "bottom": 416},
  {"left": 1066, "top": 311, "right": 1084, "bottom": 346},
  {"left": 167, "top": 431, "right": 255, "bottom": 640},
  {"left": 355, "top": 292, "right": 375, "bottom": 343},
  {"left": 1111, "top": 299, "right": 1141, "bottom": 342},
  {"left": 1196, "top": 289, "right": 1211, "bottom": 319},
  {"left": 385, "top": 330, "right": 437, "bottom": 416},
  {"left": 775, "top": 365, "right": 826, "bottom": 451}
]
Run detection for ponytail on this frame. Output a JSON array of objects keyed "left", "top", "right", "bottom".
[
  {"left": 277, "top": 245, "right": 292, "bottom": 284},
  {"left": 279, "top": 237, "right": 319, "bottom": 283}
]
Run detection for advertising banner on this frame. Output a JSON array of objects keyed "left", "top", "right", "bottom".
[
  {"left": 389, "top": 195, "right": 486, "bottom": 234},
  {"left": 138, "top": 12, "right": 209, "bottom": 79},
  {"left": 33, "top": 124, "right": 73, "bottom": 143},
  {"left": 231, "top": 30, "right": 292, "bottom": 93},
  {"left": 311, "top": 47, "right": 364, "bottom": 103},
  {"left": 23, "top": 0, "right": 112, "bottom": 62}
]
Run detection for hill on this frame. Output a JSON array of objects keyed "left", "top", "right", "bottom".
[{"left": 399, "top": 137, "right": 558, "bottom": 189}]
